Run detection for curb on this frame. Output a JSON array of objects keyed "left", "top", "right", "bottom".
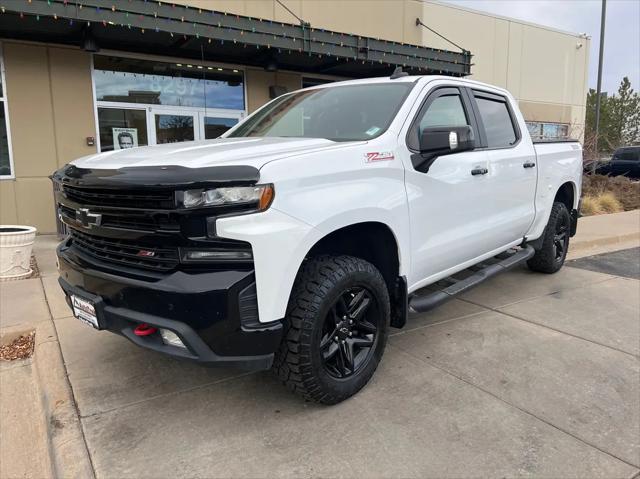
[
  {"left": 32, "top": 319, "right": 95, "bottom": 479},
  {"left": 570, "top": 231, "right": 640, "bottom": 253}
]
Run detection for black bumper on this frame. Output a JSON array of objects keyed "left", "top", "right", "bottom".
[{"left": 56, "top": 240, "right": 282, "bottom": 370}]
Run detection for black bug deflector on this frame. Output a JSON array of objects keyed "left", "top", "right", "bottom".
[{"left": 53, "top": 164, "right": 260, "bottom": 190}]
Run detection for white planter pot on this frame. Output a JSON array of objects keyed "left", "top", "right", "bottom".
[{"left": 0, "top": 226, "right": 37, "bottom": 281}]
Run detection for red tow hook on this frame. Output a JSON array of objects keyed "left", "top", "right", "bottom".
[{"left": 133, "top": 323, "right": 158, "bottom": 336}]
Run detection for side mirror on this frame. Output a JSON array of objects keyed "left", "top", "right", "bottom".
[{"left": 419, "top": 125, "right": 475, "bottom": 155}]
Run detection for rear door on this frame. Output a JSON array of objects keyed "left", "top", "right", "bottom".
[{"left": 469, "top": 89, "right": 537, "bottom": 247}]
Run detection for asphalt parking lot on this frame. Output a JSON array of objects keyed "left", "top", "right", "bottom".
[
  {"left": 2, "top": 237, "right": 638, "bottom": 479},
  {"left": 23, "top": 245, "right": 634, "bottom": 479},
  {"left": 568, "top": 247, "right": 640, "bottom": 280}
]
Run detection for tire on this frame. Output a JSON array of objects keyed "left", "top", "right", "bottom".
[
  {"left": 273, "top": 255, "right": 390, "bottom": 405},
  {"left": 527, "top": 201, "right": 571, "bottom": 274}
]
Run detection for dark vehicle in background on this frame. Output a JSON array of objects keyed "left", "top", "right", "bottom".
[{"left": 595, "top": 146, "right": 640, "bottom": 179}]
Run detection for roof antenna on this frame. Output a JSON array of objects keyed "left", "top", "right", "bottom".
[{"left": 390, "top": 66, "right": 409, "bottom": 80}]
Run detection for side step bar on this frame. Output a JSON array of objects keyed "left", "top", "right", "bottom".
[{"left": 408, "top": 246, "right": 535, "bottom": 314}]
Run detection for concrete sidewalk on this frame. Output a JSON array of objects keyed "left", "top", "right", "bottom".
[
  {"left": 0, "top": 236, "right": 94, "bottom": 479},
  {"left": 569, "top": 209, "right": 640, "bottom": 259}
]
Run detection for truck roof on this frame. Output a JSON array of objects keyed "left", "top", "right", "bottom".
[{"left": 301, "top": 74, "right": 511, "bottom": 97}]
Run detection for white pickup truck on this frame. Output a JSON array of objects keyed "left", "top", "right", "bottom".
[{"left": 53, "top": 73, "right": 582, "bottom": 404}]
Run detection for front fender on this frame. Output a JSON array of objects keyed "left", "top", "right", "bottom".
[
  {"left": 215, "top": 208, "right": 323, "bottom": 324},
  {"left": 216, "top": 207, "right": 409, "bottom": 324}
]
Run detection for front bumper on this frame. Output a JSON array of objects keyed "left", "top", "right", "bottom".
[{"left": 57, "top": 239, "right": 282, "bottom": 370}]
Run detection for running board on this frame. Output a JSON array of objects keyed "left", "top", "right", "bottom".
[{"left": 408, "top": 246, "right": 535, "bottom": 314}]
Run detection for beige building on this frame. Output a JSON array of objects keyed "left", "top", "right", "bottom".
[{"left": 0, "top": 0, "right": 590, "bottom": 233}]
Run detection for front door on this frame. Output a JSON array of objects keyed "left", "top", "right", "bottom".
[
  {"left": 150, "top": 109, "right": 198, "bottom": 145},
  {"left": 402, "top": 85, "right": 494, "bottom": 291}
]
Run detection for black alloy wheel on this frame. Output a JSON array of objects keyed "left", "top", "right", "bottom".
[
  {"left": 319, "top": 287, "right": 379, "bottom": 379},
  {"left": 553, "top": 211, "right": 570, "bottom": 262}
]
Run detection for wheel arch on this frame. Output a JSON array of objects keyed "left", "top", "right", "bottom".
[
  {"left": 300, "top": 221, "right": 408, "bottom": 328},
  {"left": 554, "top": 181, "right": 578, "bottom": 211}
]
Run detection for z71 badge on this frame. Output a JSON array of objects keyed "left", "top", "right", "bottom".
[{"left": 365, "top": 152, "right": 395, "bottom": 163}]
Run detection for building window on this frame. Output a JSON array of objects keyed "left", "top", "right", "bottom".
[
  {"left": 0, "top": 46, "right": 14, "bottom": 179},
  {"left": 526, "top": 121, "right": 569, "bottom": 140},
  {"left": 93, "top": 56, "right": 245, "bottom": 109},
  {"left": 93, "top": 55, "right": 246, "bottom": 152},
  {"left": 203, "top": 117, "right": 239, "bottom": 139}
]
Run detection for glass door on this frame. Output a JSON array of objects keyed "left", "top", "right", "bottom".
[
  {"left": 199, "top": 111, "right": 244, "bottom": 139},
  {"left": 150, "top": 108, "right": 198, "bottom": 145},
  {"left": 97, "top": 107, "right": 149, "bottom": 151}
]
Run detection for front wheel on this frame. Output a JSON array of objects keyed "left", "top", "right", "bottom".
[
  {"left": 273, "top": 255, "right": 390, "bottom": 405},
  {"left": 527, "top": 201, "right": 571, "bottom": 274}
]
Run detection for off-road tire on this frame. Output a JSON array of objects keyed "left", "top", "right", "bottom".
[
  {"left": 527, "top": 201, "right": 571, "bottom": 274},
  {"left": 273, "top": 255, "right": 390, "bottom": 405}
]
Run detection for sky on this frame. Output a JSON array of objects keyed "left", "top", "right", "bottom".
[{"left": 440, "top": 0, "right": 640, "bottom": 95}]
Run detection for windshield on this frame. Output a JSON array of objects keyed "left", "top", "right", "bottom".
[{"left": 228, "top": 82, "right": 413, "bottom": 141}]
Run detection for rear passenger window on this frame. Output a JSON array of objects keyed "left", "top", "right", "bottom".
[{"left": 475, "top": 96, "right": 518, "bottom": 148}]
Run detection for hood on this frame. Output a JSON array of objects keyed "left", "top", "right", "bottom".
[{"left": 72, "top": 137, "right": 352, "bottom": 170}]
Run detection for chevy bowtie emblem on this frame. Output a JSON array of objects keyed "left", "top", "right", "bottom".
[{"left": 75, "top": 208, "right": 102, "bottom": 228}]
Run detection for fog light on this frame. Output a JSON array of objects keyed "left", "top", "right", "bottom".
[{"left": 160, "top": 329, "right": 186, "bottom": 349}]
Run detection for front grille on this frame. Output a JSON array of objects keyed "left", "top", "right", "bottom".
[
  {"left": 63, "top": 185, "right": 175, "bottom": 209},
  {"left": 69, "top": 229, "right": 179, "bottom": 272},
  {"left": 59, "top": 203, "right": 177, "bottom": 233}
]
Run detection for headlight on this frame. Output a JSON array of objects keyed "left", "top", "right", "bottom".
[{"left": 180, "top": 184, "right": 274, "bottom": 210}]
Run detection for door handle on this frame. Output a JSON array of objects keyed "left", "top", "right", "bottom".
[
  {"left": 523, "top": 162, "right": 536, "bottom": 168},
  {"left": 471, "top": 167, "right": 488, "bottom": 176}
]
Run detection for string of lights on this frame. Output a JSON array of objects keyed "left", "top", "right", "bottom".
[{"left": 0, "top": 0, "right": 472, "bottom": 75}]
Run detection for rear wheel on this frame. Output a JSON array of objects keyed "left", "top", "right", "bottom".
[
  {"left": 273, "top": 255, "right": 389, "bottom": 405},
  {"left": 527, "top": 201, "right": 571, "bottom": 274}
]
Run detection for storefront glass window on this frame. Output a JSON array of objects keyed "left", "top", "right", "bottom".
[
  {"left": 98, "top": 108, "right": 149, "bottom": 152},
  {"left": 204, "top": 117, "right": 238, "bottom": 139},
  {"left": 94, "top": 56, "right": 244, "bottom": 110},
  {"left": 0, "top": 49, "right": 13, "bottom": 178},
  {"left": 0, "top": 108, "right": 10, "bottom": 177},
  {"left": 155, "top": 114, "right": 195, "bottom": 144}
]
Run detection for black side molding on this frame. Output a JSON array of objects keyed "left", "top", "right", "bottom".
[{"left": 408, "top": 246, "right": 535, "bottom": 314}]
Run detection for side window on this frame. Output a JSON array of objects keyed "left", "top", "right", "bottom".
[
  {"left": 475, "top": 95, "right": 518, "bottom": 148},
  {"left": 408, "top": 88, "right": 470, "bottom": 151},
  {"left": 419, "top": 95, "right": 467, "bottom": 132}
]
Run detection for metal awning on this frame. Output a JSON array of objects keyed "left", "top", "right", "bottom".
[{"left": 0, "top": 0, "right": 472, "bottom": 77}]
